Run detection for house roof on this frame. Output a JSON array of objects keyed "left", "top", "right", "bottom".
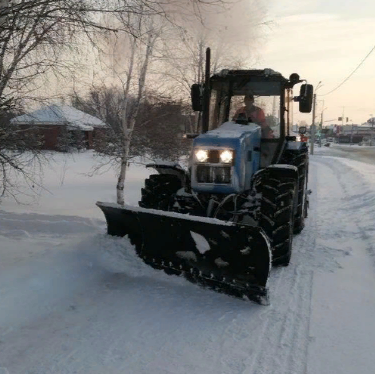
[{"left": 11, "top": 105, "right": 107, "bottom": 131}]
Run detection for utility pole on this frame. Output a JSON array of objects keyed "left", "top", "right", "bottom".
[
  {"left": 319, "top": 100, "right": 327, "bottom": 147},
  {"left": 310, "top": 93, "right": 317, "bottom": 154},
  {"left": 319, "top": 109, "right": 323, "bottom": 147},
  {"left": 310, "top": 81, "right": 322, "bottom": 155}
]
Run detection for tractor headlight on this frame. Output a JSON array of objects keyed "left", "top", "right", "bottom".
[
  {"left": 219, "top": 150, "right": 233, "bottom": 164},
  {"left": 195, "top": 149, "right": 208, "bottom": 163}
]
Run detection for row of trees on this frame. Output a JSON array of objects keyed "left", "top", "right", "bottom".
[
  {"left": 0, "top": 0, "right": 269, "bottom": 204},
  {"left": 71, "top": 88, "right": 193, "bottom": 161},
  {"left": 0, "top": 97, "right": 44, "bottom": 200}
]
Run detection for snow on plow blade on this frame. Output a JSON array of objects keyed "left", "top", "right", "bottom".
[{"left": 97, "top": 202, "right": 271, "bottom": 304}]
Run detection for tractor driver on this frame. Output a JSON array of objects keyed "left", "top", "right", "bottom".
[{"left": 233, "top": 94, "right": 274, "bottom": 138}]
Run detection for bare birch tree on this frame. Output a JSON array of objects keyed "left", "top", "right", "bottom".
[
  {"left": 145, "top": 0, "right": 269, "bottom": 134},
  {"left": 155, "top": 0, "right": 269, "bottom": 97},
  {"left": 95, "top": 11, "right": 162, "bottom": 205},
  {"left": 0, "top": 96, "right": 45, "bottom": 201},
  {"left": 116, "top": 25, "right": 159, "bottom": 204},
  {"left": 85, "top": 0, "right": 269, "bottom": 206}
]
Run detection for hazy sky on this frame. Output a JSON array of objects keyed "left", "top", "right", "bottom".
[
  {"left": 258, "top": 0, "right": 375, "bottom": 125},
  {"left": 44, "top": 0, "right": 374, "bottom": 127}
]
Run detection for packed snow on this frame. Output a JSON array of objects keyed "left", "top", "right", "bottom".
[
  {"left": 1, "top": 148, "right": 375, "bottom": 373},
  {"left": 190, "top": 231, "right": 211, "bottom": 254}
]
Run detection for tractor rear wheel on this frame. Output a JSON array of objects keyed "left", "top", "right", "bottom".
[
  {"left": 259, "top": 177, "right": 297, "bottom": 266},
  {"left": 280, "top": 148, "right": 309, "bottom": 234},
  {"left": 294, "top": 165, "right": 308, "bottom": 234}
]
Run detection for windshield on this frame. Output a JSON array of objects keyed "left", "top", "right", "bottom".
[
  {"left": 229, "top": 95, "right": 281, "bottom": 138},
  {"left": 208, "top": 81, "right": 282, "bottom": 138}
]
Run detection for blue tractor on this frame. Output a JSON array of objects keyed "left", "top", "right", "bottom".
[{"left": 97, "top": 48, "right": 313, "bottom": 304}]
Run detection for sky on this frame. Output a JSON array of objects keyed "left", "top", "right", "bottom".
[
  {"left": 37, "top": 0, "right": 374, "bottom": 127},
  {"left": 258, "top": 0, "right": 375, "bottom": 125}
]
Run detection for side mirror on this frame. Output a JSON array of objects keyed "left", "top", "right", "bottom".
[
  {"left": 299, "top": 126, "right": 307, "bottom": 135},
  {"left": 191, "top": 84, "right": 202, "bottom": 111},
  {"left": 299, "top": 84, "right": 313, "bottom": 113}
]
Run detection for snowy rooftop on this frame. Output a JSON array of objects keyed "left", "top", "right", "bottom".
[{"left": 11, "top": 105, "right": 107, "bottom": 131}]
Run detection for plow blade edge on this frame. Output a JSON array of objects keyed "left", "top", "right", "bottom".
[{"left": 97, "top": 202, "right": 271, "bottom": 304}]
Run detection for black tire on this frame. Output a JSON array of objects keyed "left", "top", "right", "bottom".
[
  {"left": 259, "top": 177, "right": 297, "bottom": 267},
  {"left": 293, "top": 165, "right": 308, "bottom": 234},
  {"left": 280, "top": 149, "right": 309, "bottom": 234},
  {"left": 139, "top": 174, "right": 182, "bottom": 211},
  {"left": 293, "top": 153, "right": 309, "bottom": 234}
]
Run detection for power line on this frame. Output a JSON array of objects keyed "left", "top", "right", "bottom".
[{"left": 320, "top": 44, "right": 375, "bottom": 96}]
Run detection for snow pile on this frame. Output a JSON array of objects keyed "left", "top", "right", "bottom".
[
  {"left": 95, "top": 234, "right": 165, "bottom": 278},
  {"left": 0, "top": 210, "right": 104, "bottom": 238},
  {"left": 190, "top": 231, "right": 211, "bottom": 254}
]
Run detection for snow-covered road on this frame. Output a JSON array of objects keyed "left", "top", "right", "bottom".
[
  {"left": 1, "top": 151, "right": 375, "bottom": 374},
  {"left": 313, "top": 143, "right": 375, "bottom": 165}
]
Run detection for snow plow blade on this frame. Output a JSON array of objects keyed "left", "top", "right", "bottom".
[{"left": 97, "top": 202, "right": 271, "bottom": 304}]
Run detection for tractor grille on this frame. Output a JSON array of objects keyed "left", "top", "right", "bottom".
[
  {"left": 206, "top": 150, "right": 235, "bottom": 165},
  {"left": 196, "top": 165, "right": 231, "bottom": 184}
]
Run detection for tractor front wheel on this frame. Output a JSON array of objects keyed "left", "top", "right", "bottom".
[{"left": 139, "top": 174, "right": 182, "bottom": 211}]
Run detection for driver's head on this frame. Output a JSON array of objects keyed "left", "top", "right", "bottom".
[{"left": 244, "top": 94, "right": 254, "bottom": 108}]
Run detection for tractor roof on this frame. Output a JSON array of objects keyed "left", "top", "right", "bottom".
[
  {"left": 210, "top": 69, "right": 290, "bottom": 96},
  {"left": 211, "top": 69, "right": 288, "bottom": 83}
]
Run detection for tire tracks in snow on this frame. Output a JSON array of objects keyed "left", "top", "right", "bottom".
[
  {"left": 213, "top": 268, "right": 286, "bottom": 374},
  {"left": 243, "top": 242, "right": 315, "bottom": 374},
  {"left": 213, "top": 165, "right": 319, "bottom": 374},
  {"left": 312, "top": 157, "right": 375, "bottom": 268},
  {"left": 0, "top": 163, "right": 330, "bottom": 374},
  {"left": 243, "top": 165, "right": 318, "bottom": 374}
]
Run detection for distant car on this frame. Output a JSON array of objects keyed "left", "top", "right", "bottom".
[{"left": 327, "top": 137, "right": 334, "bottom": 142}]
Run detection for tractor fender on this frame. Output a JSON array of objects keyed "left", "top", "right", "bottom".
[
  {"left": 264, "top": 164, "right": 299, "bottom": 181},
  {"left": 146, "top": 163, "right": 189, "bottom": 187},
  {"left": 286, "top": 141, "right": 308, "bottom": 152},
  {"left": 251, "top": 164, "right": 298, "bottom": 191}
]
